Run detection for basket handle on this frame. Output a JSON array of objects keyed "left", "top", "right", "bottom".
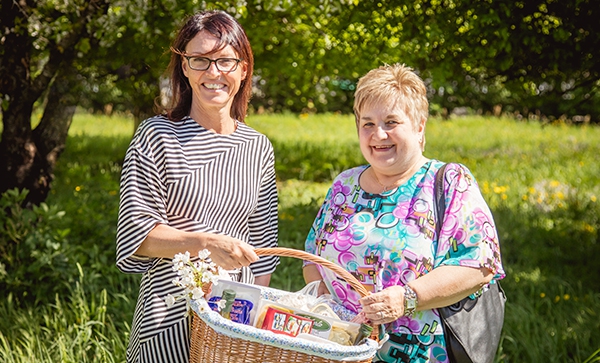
[{"left": 254, "top": 247, "right": 370, "bottom": 298}]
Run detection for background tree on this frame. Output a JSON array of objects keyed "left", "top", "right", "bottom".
[{"left": 0, "top": 0, "right": 111, "bottom": 206}]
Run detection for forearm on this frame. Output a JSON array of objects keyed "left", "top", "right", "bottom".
[
  {"left": 134, "top": 223, "right": 259, "bottom": 269},
  {"left": 359, "top": 265, "right": 493, "bottom": 324},
  {"left": 410, "top": 265, "right": 493, "bottom": 311},
  {"left": 135, "top": 223, "right": 205, "bottom": 258},
  {"left": 302, "top": 264, "right": 322, "bottom": 283}
]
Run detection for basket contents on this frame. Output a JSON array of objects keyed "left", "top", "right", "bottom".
[
  {"left": 208, "top": 279, "right": 367, "bottom": 347},
  {"left": 189, "top": 247, "right": 379, "bottom": 363}
]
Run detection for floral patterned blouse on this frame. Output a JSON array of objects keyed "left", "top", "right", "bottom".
[{"left": 304, "top": 160, "right": 504, "bottom": 336}]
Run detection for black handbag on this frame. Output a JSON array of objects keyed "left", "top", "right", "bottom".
[{"left": 434, "top": 163, "right": 507, "bottom": 363}]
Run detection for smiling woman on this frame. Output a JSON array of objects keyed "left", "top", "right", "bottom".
[
  {"left": 303, "top": 64, "right": 505, "bottom": 363},
  {"left": 115, "top": 10, "right": 279, "bottom": 363}
]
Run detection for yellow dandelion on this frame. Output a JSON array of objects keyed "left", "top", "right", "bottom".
[
  {"left": 501, "top": 194, "right": 507, "bottom": 200},
  {"left": 554, "top": 295, "right": 560, "bottom": 303},
  {"left": 555, "top": 191, "right": 565, "bottom": 200},
  {"left": 493, "top": 186, "right": 503, "bottom": 194},
  {"left": 522, "top": 195, "right": 528, "bottom": 201},
  {"left": 563, "top": 294, "right": 570, "bottom": 301},
  {"left": 482, "top": 181, "right": 490, "bottom": 194},
  {"left": 540, "top": 292, "right": 546, "bottom": 298},
  {"left": 75, "top": 186, "right": 82, "bottom": 192},
  {"left": 280, "top": 212, "right": 295, "bottom": 221},
  {"left": 528, "top": 187, "right": 536, "bottom": 194},
  {"left": 550, "top": 180, "right": 560, "bottom": 188},
  {"left": 591, "top": 195, "right": 597, "bottom": 202}
]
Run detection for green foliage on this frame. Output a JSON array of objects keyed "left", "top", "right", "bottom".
[
  {"left": 500, "top": 269, "right": 600, "bottom": 363},
  {"left": 249, "top": 113, "right": 365, "bottom": 181},
  {"left": 0, "top": 189, "right": 73, "bottom": 302},
  {"left": 414, "top": 0, "right": 600, "bottom": 121},
  {"left": 0, "top": 267, "right": 129, "bottom": 363},
  {"left": 2, "top": 0, "right": 599, "bottom": 153}
]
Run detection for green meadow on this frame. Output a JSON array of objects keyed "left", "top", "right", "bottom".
[{"left": 1, "top": 112, "right": 599, "bottom": 362}]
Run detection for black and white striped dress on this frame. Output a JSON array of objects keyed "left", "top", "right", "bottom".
[{"left": 116, "top": 115, "right": 279, "bottom": 363}]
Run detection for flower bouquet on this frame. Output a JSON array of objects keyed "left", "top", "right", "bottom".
[{"left": 166, "top": 249, "right": 231, "bottom": 315}]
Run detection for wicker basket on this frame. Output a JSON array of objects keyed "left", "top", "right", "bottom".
[{"left": 189, "top": 247, "right": 377, "bottom": 363}]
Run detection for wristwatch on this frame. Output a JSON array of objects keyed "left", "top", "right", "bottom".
[{"left": 403, "top": 285, "right": 418, "bottom": 318}]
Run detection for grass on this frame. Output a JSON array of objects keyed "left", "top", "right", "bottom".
[{"left": 1, "top": 112, "right": 600, "bottom": 362}]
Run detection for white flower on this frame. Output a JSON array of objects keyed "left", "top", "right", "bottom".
[
  {"left": 166, "top": 250, "right": 229, "bottom": 314},
  {"left": 165, "top": 294, "right": 176, "bottom": 308},
  {"left": 195, "top": 299, "right": 211, "bottom": 313},
  {"left": 174, "top": 251, "right": 190, "bottom": 264},
  {"left": 197, "top": 249, "right": 211, "bottom": 261},
  {"left": 217, "top": 268, "right": 232, "bottom": 281},
  {"left": 191, "top": 287, "right": 204, "bottom": 300},
  {"left": 172, "top": 251, "right": 191, "bottom": 271},
  {"left": 217, "top": 299, "right": 227, "bottom": 312},
  {"left": 180, "top": 274, "right": 195, "bottom": 288},
  {"left": 201, "top": 271, "right": 214, "bottom": 284}
]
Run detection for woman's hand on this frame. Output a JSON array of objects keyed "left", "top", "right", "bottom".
[
  {"left": 359, "top": 285, "right": 406, "bottom": 325},
  {"left": 202, "top": 233, "right": 259, "bottom": 269}
]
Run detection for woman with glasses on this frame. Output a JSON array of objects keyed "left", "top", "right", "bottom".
[{"left": 116, "top": 10, "right": 279, "bottom": 363}]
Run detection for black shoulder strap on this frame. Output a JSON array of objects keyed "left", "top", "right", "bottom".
[{"left": 434, "top": 163, "right": 448, "bottom": 239}]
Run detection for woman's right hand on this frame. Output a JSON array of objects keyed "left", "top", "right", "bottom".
[{"left": 201, "top": 233, "right": 259, "bottom": 269}]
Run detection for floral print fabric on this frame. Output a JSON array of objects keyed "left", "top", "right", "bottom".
[{"left": 304, "top": 160, "right": 504, "bottom": 362}]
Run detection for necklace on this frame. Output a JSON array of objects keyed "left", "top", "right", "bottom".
[{"left": 372, "top": 169, "right": 400, "bottom": 193}]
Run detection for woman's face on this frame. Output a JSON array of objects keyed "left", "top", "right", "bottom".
[
  {"left": 357, "top": 100, "right": 425, "bottom": 174},
  {"left": 182, "top": 30, "right": 247, "bottom": 114}
]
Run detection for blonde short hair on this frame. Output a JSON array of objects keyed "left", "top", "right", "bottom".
[{"left": 353, "top": 63, "right": 429, "bottom": 139}]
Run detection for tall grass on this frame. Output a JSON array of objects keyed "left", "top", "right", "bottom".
[{"left": 1, "top": 112, "right": 599, "bottom": 362}]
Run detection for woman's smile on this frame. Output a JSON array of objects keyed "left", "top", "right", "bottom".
[{"left": 203, "top": 83, "right": 226, "bottom": 90}]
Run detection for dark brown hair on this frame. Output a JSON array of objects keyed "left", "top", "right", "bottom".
[{"left": 158, "top": 10, "right": 254, "bottom": 122}]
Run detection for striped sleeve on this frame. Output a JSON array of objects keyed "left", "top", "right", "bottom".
[
  {"left": 116, "top": 128, "right": 167, "bottom": 274},
  {"left": 248, "top": 139, "right": 279, "bottom": 276}
]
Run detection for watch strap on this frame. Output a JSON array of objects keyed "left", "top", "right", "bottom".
[{"left": 403, "top": 285, "right": 418, "bottom": 317}]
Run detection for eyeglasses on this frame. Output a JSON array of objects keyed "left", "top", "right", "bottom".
[{"left": 183, "top": 56, "right": 242, "bottom": 72}]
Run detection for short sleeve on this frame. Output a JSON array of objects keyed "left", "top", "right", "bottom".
[
  {"left": 115, "top": 128, "right": 168, "bottom": 274},
  {"left": 435, "top": 163, "right": 505, "bottom": 280},
  {"left": 304, "top": 187, "right": 334, "bottom": 266}
]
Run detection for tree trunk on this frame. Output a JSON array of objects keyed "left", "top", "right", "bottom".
[{"left": 0, "top": 68, "right": 79, "bottom": 206}]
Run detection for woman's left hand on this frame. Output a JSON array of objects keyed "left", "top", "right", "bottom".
[{"left": 358, "top": 285, "right": 406, "bottom": 324}]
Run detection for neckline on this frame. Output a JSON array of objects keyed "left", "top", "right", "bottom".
[
  {"left": 358, "top": 160, "right": 433, "bottom": 196},
  {"left": 185, "top": 116, "right": 241, "bottom": 136}
]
